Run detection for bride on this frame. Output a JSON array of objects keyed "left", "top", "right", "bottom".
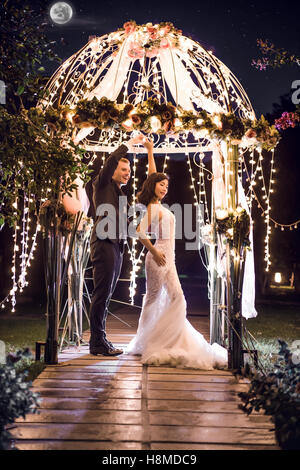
[{"left": 126, "top": 138, "right": 227, "bottom": 370}]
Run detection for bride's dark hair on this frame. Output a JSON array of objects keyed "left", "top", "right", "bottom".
[{"left": 137, "top": 172, "right": 169, "bottom": 207}]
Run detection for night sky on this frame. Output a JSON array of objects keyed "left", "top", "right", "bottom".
[{"left": 45, "top": 0, "right": 300, "bottom": 116}]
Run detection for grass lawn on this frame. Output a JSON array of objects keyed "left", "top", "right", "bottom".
[
  {"left": 0, "top": 314, "right": 47, "bottom": 381},
  {"left": 0, "top": 301, "right": 299, "bottom": 375},
  {"left": 0, "top": 309, "right": 90, "bottom": 381},
  {"left": 245, "top": 303, "right": 300, "bottom": 370},
  {"left": 0, "top": 315, "right": 47, "bottom": 352}
]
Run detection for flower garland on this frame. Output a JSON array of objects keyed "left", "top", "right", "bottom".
[
  {"left": 111, "top": 21, "right": 182, "bottom": 58},
  {"left": 64, "top": 96, "right": 280, "bottom": 150}
]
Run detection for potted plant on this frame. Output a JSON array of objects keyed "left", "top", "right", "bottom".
[{"left": 238, "top": 340, "right": 300, "bottom": 450}]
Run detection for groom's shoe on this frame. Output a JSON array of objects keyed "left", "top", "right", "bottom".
[{"left": 89, "top": 343, "right": 123, "bottom": 356}]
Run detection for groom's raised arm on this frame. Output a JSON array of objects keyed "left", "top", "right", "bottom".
[
  {"left": 143, "top": 138, "right": 156, "bottom": 176},
  {"left": 97, "top": 134, "right": 145, "bottom": 187}
]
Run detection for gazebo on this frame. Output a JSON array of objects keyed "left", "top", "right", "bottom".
[{"left": 38, "top": 21, "right": 279, "bottom": 369}]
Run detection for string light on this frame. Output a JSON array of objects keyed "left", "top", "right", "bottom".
[{"left": 128, "top": 152, "right": 139, "bottom": 303}]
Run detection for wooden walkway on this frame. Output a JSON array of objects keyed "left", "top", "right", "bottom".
[{"left": 12, "top": 311, "right": 279, "bottom": 450}]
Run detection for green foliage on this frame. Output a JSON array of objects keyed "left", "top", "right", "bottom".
[
  {"left": 0, "top": 0, "right": 92, "bottom": 229},
  {"left": 39, "top": 200, "right": 80, "bottom": 235},
  {"left": 239, "top": 340, "right": 300, "bottom": 450},
  {"left": 213, "top": 113, "right": 245, "bottom": 140},
  {"left": 216, "top": 208, "right": 251, "bottom": 249},
  {"left": 67, "top": 96, "right": 280, "bottom": 150},
  {"left": 0, "top": 106, "right": 90, "bottom": 227},
  {"left": 0, "top": 348, "right": 41, "bottom": 450}
]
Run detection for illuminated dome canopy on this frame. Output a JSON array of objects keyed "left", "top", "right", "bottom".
[{"left": 43, "top": 21, "right": 255, "bottom": 153}]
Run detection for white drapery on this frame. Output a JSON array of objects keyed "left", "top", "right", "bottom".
[
  {"left": 159, "top": 48, "right": 225, "bottom": 114},
  {"left": 74, "top": 37, "right": 227, "bottom": 144},
  {"left": 74, "top": 37, "right": 133, "bottom": 145},
  {"left": 211, "top": 142, "right": 257, "bottom": 319}
]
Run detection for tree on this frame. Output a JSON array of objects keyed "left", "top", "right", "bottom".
[
  {"left": 0, "top": 0, "right": 59, "bottom": 113},
  {"left": 0, "top": 1, "right": 90, "bottom": 364},
  {"left": 252, "top": 39, "right": 300, "bottom": 130}
]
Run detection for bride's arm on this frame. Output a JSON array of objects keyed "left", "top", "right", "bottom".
[
  {"left": 136, "top": 204, "right": 166, "bottom": 266},
  {"left": 143, "top": 138, "right": 156, "bottom": 176}
]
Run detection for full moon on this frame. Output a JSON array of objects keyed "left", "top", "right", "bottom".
[{"left": 50, "top": 2, "right": 73, "bottom": 25}]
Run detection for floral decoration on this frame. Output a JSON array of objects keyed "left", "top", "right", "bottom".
[
  {"left": 275, "top": 110, "right": 300, "bottom": 130},
  {"left": 111, "top": 21, "right": 182, "bottom": 58},
  {"left": 60, "top": 96, "right": 280, "bottom": 150},
  {"left": 215, "top": 207, "right": 251, "bottom": 250}
]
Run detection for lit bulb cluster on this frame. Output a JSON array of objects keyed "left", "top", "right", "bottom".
[
  {"left": 186, "top": 147, "right": 211, "bottom": 257},
  {"left": 128, "top": 153, "right": 143, "bottom": 304},
  {"left": 260, "top": 149, "right": 274, "bottom": 271},
  {"left": 195, "top": 152, "right": 210, "bottom": 223},
  {"left": 1, "top": 194, "right": 39, "bottom": 312},
  {"left": 241, "top": 147, "right": 273, "bottom": 271},
  {"left": 244, "top": 148, "right": 300, "bottom": 234},
  {"left": 242, "top": 146, "right": 300, "bottom": 272}
]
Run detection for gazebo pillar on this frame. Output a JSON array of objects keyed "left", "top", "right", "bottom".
[{"left": 226, "top": 142, "right": 244, "bottom": 372}]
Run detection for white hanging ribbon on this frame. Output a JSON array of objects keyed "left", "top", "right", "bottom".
[
  {"left": 88, "top": 36, "right": 133, "bottom": 101},
  {"left": 238, "top": 178, "right": 258, "bottom": 319},
  {"left": 211, "top": 142, "right": 257, "bottom": 319},
  {"left": 74, "top": 37, "right": 133, "bottom": 145},
  {"left": 159, "top": 48, "right": 225, "bottom": 114}
]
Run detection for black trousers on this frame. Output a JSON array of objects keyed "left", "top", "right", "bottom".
[{"left": 89, "top": 239, "right": 123, "bottom": 347}]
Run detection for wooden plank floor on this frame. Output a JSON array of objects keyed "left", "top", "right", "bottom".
[{"left": 11, "top": 310, "right": 279, "bottom": 450}]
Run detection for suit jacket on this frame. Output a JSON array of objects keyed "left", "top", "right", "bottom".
[{"left": 90, "top": 144, "right": 129, "bottom": 246}]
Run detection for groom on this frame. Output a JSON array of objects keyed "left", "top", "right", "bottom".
[{"left": 89, "top": 134, "right": 144, "bottom": 356}]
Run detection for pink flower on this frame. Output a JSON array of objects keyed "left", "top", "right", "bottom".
[
  {"left": 145, "top": 24, "right": 159, "bottom": 40},
  {"left": 251, "top": 57, "right": 269, "bottom": 71},
  {"left": 123, "top": 21, "right": 136, "bottom": 34},
  {"left": 159, "top": 24, "right": 172, "bottom": 36},
  {"left": 149, "top": 31, "right": 158, "bottom": 40},
  {"left": 160, "top": 37, "right": 170, "bottom": 48},
  {"left": 128, "top": 42, "right": 144, "bottom": 59},
  {"left": 245, "top": 128, "right": 257, "bottom": 139},
  {"left": 275, "top": 111, "right": 300, "bottom": 130},
  {"left": 163, "top": 120, "right": 174, "bottom": 133}
]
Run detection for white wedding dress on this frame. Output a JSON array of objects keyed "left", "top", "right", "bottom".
[{"left": 126, "top": 203, "right": 228, "bottom": 370}]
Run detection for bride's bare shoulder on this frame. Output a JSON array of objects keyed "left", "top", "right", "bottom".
[{"left": 147, "top": 203, "right": 163, "bottom": 220}]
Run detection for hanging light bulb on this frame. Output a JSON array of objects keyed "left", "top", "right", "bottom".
[{"left": 150, "top": 116, "right": 161, "bottom": 133}]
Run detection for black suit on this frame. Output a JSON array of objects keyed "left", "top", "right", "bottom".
[{"left": 89, "top": 144, "right": 129, "bottom": 347}]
